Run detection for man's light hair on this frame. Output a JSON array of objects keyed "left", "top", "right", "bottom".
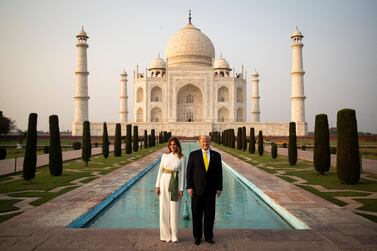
[{"left": 198, "top": 135, "right": 211, "bottom": 141}]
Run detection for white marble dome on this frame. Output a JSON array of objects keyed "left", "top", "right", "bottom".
[
  {"left": 165, "top": 23, "right": 215, "bottom": 67},
  {"left": 148, "top": 56, "right": 166, "bottom": 69},
  {"left": 213, "top": 57, "right": 230, "bottom": 69}
]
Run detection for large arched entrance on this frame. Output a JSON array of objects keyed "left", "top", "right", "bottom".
[{"left": 176, "top": 84, "right": 203, "bottom": 122}]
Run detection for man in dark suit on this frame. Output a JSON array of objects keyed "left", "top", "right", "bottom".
[{"left": 186, "top": 135, "right": 223, "bottom": 245}]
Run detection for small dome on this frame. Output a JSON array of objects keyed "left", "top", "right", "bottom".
[
  {"left": 291, "top": 26, "right": 303, "bottom": 38},
  {"left": 213, "top": 57, "right": 230, "bottom": 70},
  {"left": 148, "top": 55, "right": 166, "bottom": 70},
  {"left": 165, "top": 23, "right": 215, "bottom": 67}
]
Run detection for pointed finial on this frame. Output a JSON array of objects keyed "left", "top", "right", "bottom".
[
  {"left": 220, "top": 53, "right": 222, "bottom": 58},
  {"left": 189, "top": 9, "right": 192, "bottom": 24},
  {"left": 158, "top": 52, "right": 160, "bottom": 58}
]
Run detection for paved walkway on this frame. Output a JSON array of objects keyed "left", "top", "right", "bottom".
[{"left": 0, "top": 144, "right": 376, "bottom": 250}]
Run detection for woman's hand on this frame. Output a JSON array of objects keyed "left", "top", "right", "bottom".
[
  {"left": 178, "top": 191, "right": 183, "bottom": 199},
  {"left": 155, "top": 187, "right": 160, "bottom": 196}
]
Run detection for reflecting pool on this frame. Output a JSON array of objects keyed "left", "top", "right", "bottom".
[{"left": 85, "top": 142, "right": 292, "bottom": 229}]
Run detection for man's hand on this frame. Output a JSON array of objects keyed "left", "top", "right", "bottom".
[
  {"left": 187, "top": 188, "right": 194, "bottom": 197},
  {"left": 178, "top": 191, "right": 183, "bottom": 199},
  {"left": 155, "top": 187, "right": 160, "bottom": 196},
  {"left": 216, "top": 190, "right": 222, "bottom": 198}
]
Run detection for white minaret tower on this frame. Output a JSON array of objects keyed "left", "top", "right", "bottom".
[
  {"left": 251, "top": 69, "right": 261, "bottom": 122},
  {"left": 119, "top": 68, "right": 128, "bottom": 122},
  {"left": 290, "top": 27, "right": 306, "bottom": 123},
  {"left": 74, "top": 27, "right": 89, "bottom": 126}
]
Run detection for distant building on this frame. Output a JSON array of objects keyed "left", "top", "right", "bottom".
[{"left": 72, "top": 15, "right": 307, "bottom": 136}]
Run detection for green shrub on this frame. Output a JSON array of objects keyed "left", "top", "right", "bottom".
[
  {"left": 336, "top": 109, "right": 360, "bottom": 184},
  {"left": 102, "top": 122, "right": 109, "bottom": 159},
  {"left": 133, "top": 126, "right": 139, "bottom": 152},
  {"left": 301, "top": 145, "right": 306, "bottom": 151},
  {"left": 0, "top": 147, "right": 7, "bottom": 159},
  {"left": 242, "top": 127, "right": 247, "bottom": 151},
  {"left": 23, "top": 113, "right": 38, "bottom": 182},
  {"left": 82, "top": 121, "right": 91, "bottom": 166},
  {"left": 144, "top": 130, "right": 148, "bottom": 149},
  {"left": 72, "top": 141, "right": 81, "bottom": 150},
  {"left": 282, "top": 142, "right": 287, "bottom": 148},
  {"left": 288, "top": 122, "right": 297, "bottom": 166},
  {"left": 271, "top": 143, "right": 278, "bottom": 159},
  {"left": 151, "top": 129, "right": 156, "bottom": 147},
  {"left": 93, "top": 142, "right": 98, "bottom": 147},
  {"left": 126, "top": 124, "right": 132, "bottom": 154},
  {"left": 43, "top": 146, "right": 50, "bottom": 154},
  {"left": 249, "top": 128, "right": 255, "bottom": 153},
  {"left": 314, "top": 114, "right": 330, "bottom": 174},
  {"left": 114, "top": 123, "right": 122, "bottom": 157},
  {"left": 237, "top": 127, "right": 242, "bottom": 150},
  {"left": 49, "top": 115, "right": 62, "bottom": 176},
  {"left": 258, "top": 130, "right": 264, "bottom": 156},
  {"left": 330, "top": 147, "right": 336, "bottom": 154}
]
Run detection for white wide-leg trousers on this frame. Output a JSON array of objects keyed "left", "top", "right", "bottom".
[{"left": 159, "top": 173, "right": 180, "bottom": 242}]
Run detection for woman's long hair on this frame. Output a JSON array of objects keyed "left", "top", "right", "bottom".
[{"left": 167, "top": 137, "right": 183, "bottom": 159}]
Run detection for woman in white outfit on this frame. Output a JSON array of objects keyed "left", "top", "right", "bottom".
[{"left": 155, "top": 137, "right": 185, "bottom": 243}]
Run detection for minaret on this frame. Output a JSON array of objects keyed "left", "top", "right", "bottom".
[
  {"left": 74, "top": 27, "right": 89, "bottom": 124},
  {"left": 251, "top": 69, "right": 261, "bottom": 122},
  {"left": 290, "top": 27, "right": 306, "bottom": 123},
  {"left": 119, "top": 69, "right": 128, "bottom": 122}
]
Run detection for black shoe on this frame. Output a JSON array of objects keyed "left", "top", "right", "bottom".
[
  {"left": 194, "top": 239, "right": 201, "bottom": 245},
  {"left": 205, "top": 239, "right": 215, "bottom": 244}
]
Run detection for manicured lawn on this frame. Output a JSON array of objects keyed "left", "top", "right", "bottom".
[
  {"left": 0, "top": 144, "right": 164, "bottom": 223},
  {"left": 214, "top": 143, "right": 377, "bottom": 223}
]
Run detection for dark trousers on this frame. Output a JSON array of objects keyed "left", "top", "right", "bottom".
[{"left": 191, "top": 191, "right": 216, "bottom": 241}]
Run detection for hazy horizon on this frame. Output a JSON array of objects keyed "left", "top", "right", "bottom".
[{"left": 1, "top": 0, "right": 376, "bottom": 134}]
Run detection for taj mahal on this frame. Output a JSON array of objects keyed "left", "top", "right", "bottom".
[{"left": 72, "top": 13, "right": 307, "bottom": 137}]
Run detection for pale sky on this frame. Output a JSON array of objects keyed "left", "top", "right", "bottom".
[{"left": 1, "top": 0, "right": 376, "bottom": 133}]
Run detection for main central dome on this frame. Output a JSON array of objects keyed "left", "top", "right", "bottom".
[{"left": 165, "top": 23, "right": 215, "bottom": 67}]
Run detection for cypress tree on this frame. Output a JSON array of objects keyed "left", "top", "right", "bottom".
[
  {"left": 271, "top": 143, "right": 278, "bottom": 159},
  {"left": 82, "top": 121, "right": 91, "bottom": 166},
  {"left": 102, "top": 122, "right": 109, "bottom": 159},
  {"left": 258, "top": 130, "right": 264, "bottom": 156},
  {"left": 114, "top": 123, "right": 122, "bottom": 157},
  {"left": 231, "top": 129, "right": 236, "bottom": 148},
  {"left": 336, "top": 109, "right": 360, "bottom": 184},
  {"left": 237, "top": 127, "right": 242, "bottom": 150},
  {"left": 133, "top": 125, "right": 139, "bottom": 152},
  {"left": 23, "top": 113, "right": 38, "bottom": 182},
  {"left": 242, "top": 126, "right": 247, "bottom": 151},
  {"left": 49, "top": 115, "right": 62, "bottom": 176},
  {"left": 151, "top": 129, "right": 156, "bottom": 146},
  {"left": 249, "top": 128, "right": 256, "bottom": 153},
  {"left": 314, "top": 114, "right": 330, "bottom": 174},
  {"left": 126, "top": 124, "right": 132, "bottom": 154},
  {"left": 144, "top": 130, "right": 148, "bottom": 149},
  {"left": 148, "top": 135, "right": 152, "bottom": 148},
  {"left": 288, "top": 122, "right": 297, "bottom": 166}
]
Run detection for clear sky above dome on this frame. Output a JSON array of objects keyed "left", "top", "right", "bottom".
[{"left": 0, "top": 0, "right": 376, "bottom": 133}]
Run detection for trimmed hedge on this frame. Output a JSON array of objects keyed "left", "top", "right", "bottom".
[
  {"left": 114, "top": 123, "right": 122, "bottom": 157},
  {"left": 102, "top": 122, "right": 109, "bottom": 159},
  {"left": 258, "top": 130, "right": 264, "bottom": 156},
  {"left": 288, "top": 122, "right": 297, "bottom": 166},
  {"left": 82, "top": 121, "right": 91, "bottom": 166},
  {"left": 271, "top": 143, "right": 278, "bottom": 159},
  {"left": 314, "top": 114, "right": 330, "bottom": 174},
  {"left": 49, "top": 115, "right": 62, "bottom": 176},
  {"left": 23, "top": 113, "right": 38, "bottom": 182},
  {"left": 336, "top": 109, "right": 360, "bottom": 184}
]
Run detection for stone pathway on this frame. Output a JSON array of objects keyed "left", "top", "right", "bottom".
[{"left": 0, "top": 144, "right": 376, "bottom": 250}]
